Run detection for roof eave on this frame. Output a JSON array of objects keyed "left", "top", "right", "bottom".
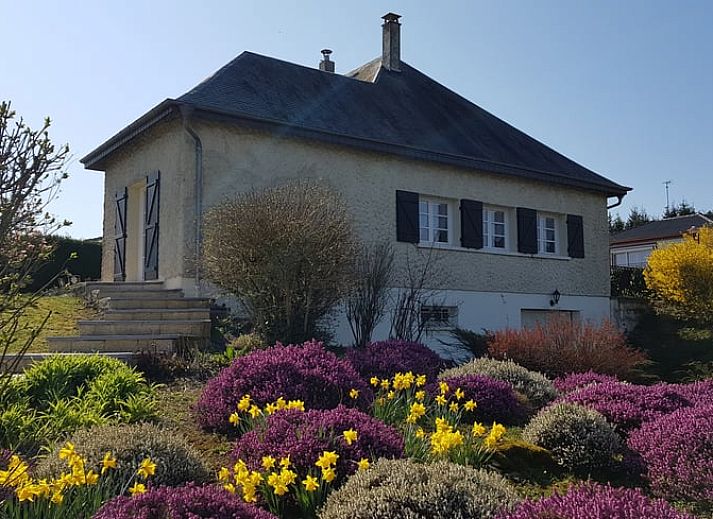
[
  {"left": 81, "top": 101, "right": 631, "bottom": 197},
  {"left": 186, "top": 104, "right": 630, "bottom": 197},
  {"left": 81, "top": 99, "right": 179, "bottom": 171}
]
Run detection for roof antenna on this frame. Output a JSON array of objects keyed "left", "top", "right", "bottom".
[{"left": 663, "top": 180, "right": 672, "bottom": 215}]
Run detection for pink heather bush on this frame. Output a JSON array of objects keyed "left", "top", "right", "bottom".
[
  {"left": 195, "top": 341, "right": 372, "bottom": 433},
  {"left": 671, "top": 378, "right": 713, "bottom": 407},
  {"left": 554, "top": 371, "right": 620, "bottom": 394},
  {"left": 93, "top": 484, "right": 277, "bottom": 519},
  {"left": 560, "top": 381, "right": 690, "bottom": 433},
  {"left": 232, "top": 406, "right": 403, "bottom": 486},
  {"left": 346, "top": 340, "right": 448, "bottom": 382},
  {"left": 627, "top": 404, "right": 713, "bottom": 502},
  {"left": 436, "top": 374, "right": 527, "bottom": 425},
  {"left": 498, "top": 483, "right": 696, "bottom": 519}
]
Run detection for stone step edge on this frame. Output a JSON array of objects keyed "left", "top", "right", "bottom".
[
  {"left": 47, "top": 334, "right": 185, "bottom": 342},
  {"left": 77, "top": 319, "right": 212, "bottom": 325},
  {"left": 106, "top": 297, "right": 211, "bottom": 302},
  {"left": 106, "top": 308, "right": 210, "bottom": 313}
]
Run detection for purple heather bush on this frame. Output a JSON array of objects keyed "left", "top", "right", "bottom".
[
  {"left": 346, "top": 340, "right": 448, "bottom": 382},
  {"left": 93, "top": 483, "right": 277, "bottom": 519},
  {"left": 436, "top": 374, "right": 527, "bottom": 424},
  {"left": 195, "top": 341, "right": 372, "bottom": 433},
  {"left": 498, "top": 483, "right": 696, "bottom": 519},
  {"left": 232, "top": 406, "right": 403, "bottom": 485},
  {"left": 627, "top": 404, "right": 713, "bottom": 502},
  {"left": 671, "top": 378, "right": 713, "bottom": 407},
  {"left": 560, "top": 381, "right": 690, "bottom": 433},
  {"left": 554, "top": 371, "right": 620, "bottom": 394}
]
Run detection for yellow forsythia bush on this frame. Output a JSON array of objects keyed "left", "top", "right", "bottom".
[{"left": 644, "top": 226, "right": 713, "bottom": 324}]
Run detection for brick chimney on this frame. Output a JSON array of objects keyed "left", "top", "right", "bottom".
[
  {"left": 382, "top": 12, "right": 401, "bottom": 72},
  {"left": 319, "top": 49, "right": 335, "bottom": 73}
]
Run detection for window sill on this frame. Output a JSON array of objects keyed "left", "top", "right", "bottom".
[{"left": 417, "top": 242, "right": 572, "bottom": 261}]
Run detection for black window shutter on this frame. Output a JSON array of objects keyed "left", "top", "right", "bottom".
[
  {"left": 517, "top": 207, "right": 538, "bottom": 254},
  {"left": 567, "top": 214, "right": 585, "bottom": 258},
  {"left": 460, "top": 199, "right": 483, "bottom": 249},
  {"left": 144, "top": 171, "right": 160, "bottom": 280},
  {"left": 114, "top": 188, "right": 128, "bottom": 282},
  {"left": 396, "top": 190, "right": 419, "bottom": 243}
]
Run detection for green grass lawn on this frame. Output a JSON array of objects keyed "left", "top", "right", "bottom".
[{"left": 4, "top": 294, "right": 98, "bottom": 352}]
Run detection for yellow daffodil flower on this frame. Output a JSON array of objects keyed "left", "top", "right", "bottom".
[
  {"left": 129, "top": 482, "right": 146, "bottom": 495},
  {"left": 101, "top": 452, "right": 117, "bottom": 475},
  {"left": 262, "top": 455, "right": 277, "bottom": 470},
  {"left": 357, "top": 458, "right": 370, "bottom": 471},
  {"left": 370, "top": 376, "right": 379, "bottom": 387},
  {"left": 218, "top": 467, "right": 231, "bottom": 482},
  {"left": 464, "top": 399, "right": 477, "bottom": 411},
  {"left": 454, "top": 388, "right": 465, "bottom": 400},
  {"left": 302, "top": 474, "right": 319, "bottom": 491},
  {"left": 342, "top": 428, "right": 358, "bottom": 445},
  {"left": 237, "top": 395, "right": 251, "bottom": 411},
  {"left": 415, "top": 390, "right": 426, "bottom": 401},
  {"left": 229, "top": 412, "right": 241, "bottom": 425},
  {"left": 137, "top": 458, "right": 156, "bottom": 479},
  {"left": 349, "top": 388, "right": 360, "bottom": 399},
  {"left": 321, "top": 467, "right": 336, "bottom": 483},
  {"left": 416, "top": 374, "right": 427, "bottom": 387}
]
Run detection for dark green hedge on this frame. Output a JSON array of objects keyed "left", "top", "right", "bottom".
[{"left": 27, "top": 236, "right": 102, "bottom": 292}]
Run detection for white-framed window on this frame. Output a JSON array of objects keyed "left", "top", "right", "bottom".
[
  {"left": 419, "top": 199, "right": 450, "bottom": 244},
  {"left": 483, "top": 208, "right": 507, "bottom": 249},
  {"left": 537, "top": 215, "right": 558, "bottom": 254},
  {"left": 421, "top": 305, "right": 458, "bottom": 329}
]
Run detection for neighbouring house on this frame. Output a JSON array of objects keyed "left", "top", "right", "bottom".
[
  {"left": 610, "top": 213, "right": 712, "bottom": 268},
  {"left": 81, "top": 13, "right": 629, "bottom": 345}
]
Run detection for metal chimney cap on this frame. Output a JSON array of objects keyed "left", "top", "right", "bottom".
[
  {"left": 382, "top": 12, "right": 401, "bottom": 22},
  {"left": 321, "top": 49, "right": 333, "bottom": 57}
]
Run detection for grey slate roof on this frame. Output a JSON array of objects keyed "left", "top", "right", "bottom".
[
  {"left": 83, "top": 51, "right": 629, "bottom": 196},
  {"left": 610, "top": 214, "right": 712, "bottom": 245}
]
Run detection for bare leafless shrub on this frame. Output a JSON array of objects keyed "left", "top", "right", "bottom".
[
  {"left": 0, "top": 101, "right": 69, "bottom": 384},
  {"left": 345, "top": 241, "right": 394, "bottom": 347},
  {"left": 389, "top": 247, "right": 446, "bottom": 343},
  {"left": 201, "top": 181, "right": 357, "bottom": 345}
]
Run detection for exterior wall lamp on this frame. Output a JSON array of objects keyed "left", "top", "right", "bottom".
[{"left": 550, "top": 289, "right": 561, "bottom": 307}]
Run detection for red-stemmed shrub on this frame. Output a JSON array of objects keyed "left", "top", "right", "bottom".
[
  {"left": 194, "top": 341, "right": 372, "bottom": 433},
  {"left": 346, "top": 340, "right": 448, "bottom": 382},
  {"left": 487, "top": 319, "right": 646, "bottom": 378}
]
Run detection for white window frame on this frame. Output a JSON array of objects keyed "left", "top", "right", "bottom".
[
  {"left": 421, "top": 305, "right": 459, "bottom": 330},
  {"left": 483, "top": 207, "right": 508, "bottom": 250},
  {"left": 419, "top": 198, "right": 451, "bottom": 245},
  {"left": 537, "top": 214, "right": 558, "bottom": 255}
]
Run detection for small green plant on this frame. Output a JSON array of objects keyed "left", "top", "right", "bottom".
[
  {"left": 0, "top": 355, "right": 157, "bottom": 454},
  {"left": 225, "top": 333, "right": 268, "bottom": 362}
]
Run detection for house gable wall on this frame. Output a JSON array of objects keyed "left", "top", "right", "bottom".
[{"left": 100, "top": 119, "right": 193, "bottom": 285}]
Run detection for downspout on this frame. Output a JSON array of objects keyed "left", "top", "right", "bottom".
[
  {"left": 180, "top": 106, "right": 204, "bottom": 293},
  {"left": 607, "top": 195, "right": 624, "bottom": 210}
]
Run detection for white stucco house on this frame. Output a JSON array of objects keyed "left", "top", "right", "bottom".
[
  {"left": 81, "top": 13, "right": 630, "bottom": 345},
  {"left": 610, "top": 213, "right": 712, "bottom": 268}
]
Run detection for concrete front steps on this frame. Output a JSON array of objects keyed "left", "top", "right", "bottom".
[{"left": 46, "top": 281, "right": 211, "bottom": 355}]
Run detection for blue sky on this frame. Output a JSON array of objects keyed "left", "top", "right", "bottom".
[{"left": 2, "top": 1, "right": 711, "bottom": 238}]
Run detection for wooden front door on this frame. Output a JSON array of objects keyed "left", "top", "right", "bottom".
[
  {"left": 114, "top": 188, "right": 128, "bottom": 281},
  {"left": 143, "top": 171, "right": 160, "bottom": 281}
]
